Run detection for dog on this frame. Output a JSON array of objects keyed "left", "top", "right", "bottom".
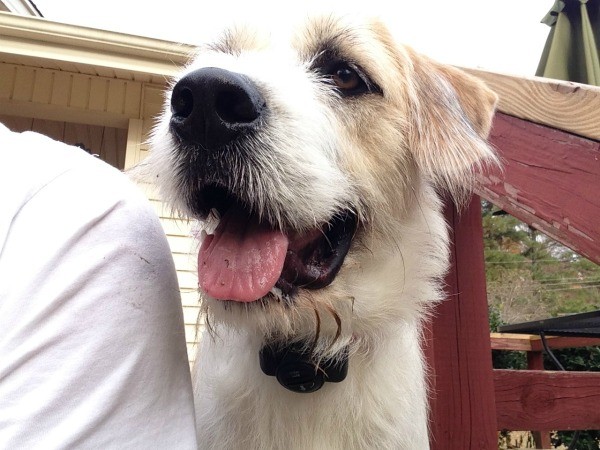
[{"left": 148, "top": 13, "right": 497, "bottom": 449}]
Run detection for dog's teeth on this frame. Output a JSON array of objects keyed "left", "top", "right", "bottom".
[
  {"left": 270, "top": 286, "right": 283, "bottom": 300},
  {"left": 200, "top": 230, "right": 208, "bottom": 242}
]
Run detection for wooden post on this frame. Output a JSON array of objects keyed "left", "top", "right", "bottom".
[
  {"left": 425, "top": 196, "right": 497, "bottom": 449},
  {"left": 526, "top": 351, "right": 544, "bottom": 371},
  {"left": 526, "top": 353, "right": 551, "bottom": 449}
]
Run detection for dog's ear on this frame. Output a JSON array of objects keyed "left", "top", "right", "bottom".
[{"left": 406, "top": 49, "right": 498, "bottom": 205}]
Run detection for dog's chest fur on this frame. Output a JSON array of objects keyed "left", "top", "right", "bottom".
[{"left": 195, "top": 327, "right": 430, "bottom": 450}]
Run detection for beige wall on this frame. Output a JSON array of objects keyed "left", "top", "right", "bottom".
[{"left": 0, "top": 63, "right": 143, "bottom": 129}]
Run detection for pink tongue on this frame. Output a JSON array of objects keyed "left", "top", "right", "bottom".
[{"left": 198, "top": 206, "right": 289, "bottom": 302}]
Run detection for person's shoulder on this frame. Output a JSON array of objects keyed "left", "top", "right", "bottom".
[{"left": 0, "top": 123, "right": 151, "bottom": 229}]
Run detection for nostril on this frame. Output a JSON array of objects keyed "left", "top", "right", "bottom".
[
  {"left": 215, "top": 89, "right": 261, "bottom": 124},
  {"left": 171, "top": 87, "right": 194, "bottom": 119}
]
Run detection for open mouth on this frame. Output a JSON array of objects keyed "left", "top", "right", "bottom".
[{"left": 197, "top": 185, "right": 357, "bottom": 303}]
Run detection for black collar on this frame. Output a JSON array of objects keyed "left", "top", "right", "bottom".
[{"left": 259, "top": 342, "right": 349, "bottom": 393}]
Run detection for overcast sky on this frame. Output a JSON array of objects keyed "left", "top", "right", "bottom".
[{"left": 31, "top": 0, "right": 552, "bottom": 76}]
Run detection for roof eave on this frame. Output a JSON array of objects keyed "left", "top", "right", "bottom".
[{"left": 0, "top": 11, "right": 195, "bottom": 77}]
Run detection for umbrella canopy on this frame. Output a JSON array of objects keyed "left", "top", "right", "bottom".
[{"left": 536, "top": 0, "right": 600, "bottom": 85}]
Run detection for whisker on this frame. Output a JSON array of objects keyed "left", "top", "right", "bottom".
[
  {"left": 194, "top": 303, "right": 203, "bottom": 342},
  {"left": 309, "top": 298, "right": 321, "bottom": 355},
  {"left": 324, "top": 303, "right": 342, "bottom": 348},
  {"left": 204, "top": 304, "right": 217, "bottom": 341},
  {"left": 318, "top": 226, "right": 333, "bottom": 250}
]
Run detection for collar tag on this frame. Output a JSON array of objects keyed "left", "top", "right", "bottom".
[{"left": 259, "top": 343, "right": 349, "bottom": 393}]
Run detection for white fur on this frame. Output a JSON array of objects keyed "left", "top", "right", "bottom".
[
  {"left": 147, "top": 13, "right": 497, "bottom": 450},
  {"left": 192, "top": 194, "right": 446, "bottom": 449}
]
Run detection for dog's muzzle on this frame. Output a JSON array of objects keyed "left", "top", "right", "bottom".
[
  {"left": 165, "top": 66, "right": 357, "bottom": 305},
  {"left": 169, "top": 67, "right": 265, "bottom": 150}
]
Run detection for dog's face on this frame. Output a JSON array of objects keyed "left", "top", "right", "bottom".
[{"left": 150, "top": 15, "right": 497, "bottom": 353}]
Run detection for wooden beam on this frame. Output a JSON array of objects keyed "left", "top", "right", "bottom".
[
  {"left": 476, "top": 112, "right": 600, "bottom": 265},
  {"left": 490, "top": 333, "right": 537, "bottom": 352},
  {"left": 426, "top": 198, "right": 497, "bottom": 449},
  {"left": 490, "top": 333, "right": 600, "bottom": 352},
  {"left": 495, "top": 369, "right": 600, "bottom": 430},
  {"left": 464, "top": 68, "right": 600, "bottom": 141}
]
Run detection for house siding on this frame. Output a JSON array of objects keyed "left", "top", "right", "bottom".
[{"left": 0, "top": 63, "right": 145, "bottom": 128}]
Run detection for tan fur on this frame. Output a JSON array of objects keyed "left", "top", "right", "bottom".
[{"left": 148, "top": 14, "right": 498, "bottom": 450}]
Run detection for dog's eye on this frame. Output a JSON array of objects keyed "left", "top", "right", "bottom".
[
  {"left": 332, "top": 66, "right": 362, "bottom": 91},
  {"left": 325, "top": 62, "right": 371, "bottom": 96}
]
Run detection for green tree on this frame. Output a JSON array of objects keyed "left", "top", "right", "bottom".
[{"left": 483, "top": 201, "right": 600, "bottom": 323}]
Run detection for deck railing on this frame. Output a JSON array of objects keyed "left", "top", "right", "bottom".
[{"left": 426, "top": 71, "right": 600, "bottom": 450}]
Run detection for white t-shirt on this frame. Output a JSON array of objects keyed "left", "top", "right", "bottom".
[{"left": 0, "top": 124, "right": 197, "bottom": 449}]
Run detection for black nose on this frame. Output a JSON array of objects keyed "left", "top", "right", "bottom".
[{"left": 169, "top": 67, "right": 265, "bottom": 149}]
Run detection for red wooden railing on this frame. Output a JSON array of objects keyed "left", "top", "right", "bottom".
[
  {"left": 491, "top": 334, "right": 600, "bottom": 448},
  {"left": 426, "top": 72, "right": 600, "bottom": 449}
]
